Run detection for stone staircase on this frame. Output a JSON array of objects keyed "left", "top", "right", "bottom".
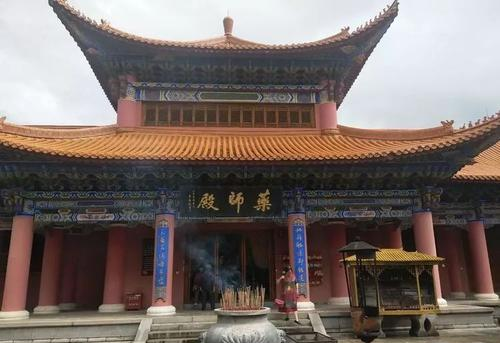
[{"left": 146, "top": 312, "right": 314, "bottom": 343}]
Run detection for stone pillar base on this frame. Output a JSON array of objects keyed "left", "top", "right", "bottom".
[
  {"left": 449, "top": 292, "right": 466, "bottom": 300},
  {"left": 0, "top": 310, "right": 29, "bottom": 320},
  {"left": 437, "top": 298, "right": 448, "bottom": 307},
  {"left": 473, "top": 293, "right": 499, "bottom": 301},
  {"left": 58, "top": 303, "right": 77, "bottom": 311},
  {"left": 327, "top": 297, "right": 349, "bottom": 306},
  {"left": 98, "top": 303, "right": 125, "bottom": 313},
  {"left": 147, "top": 305, "right": 176, "bottom": 316},
  {"left": 33, "top": 305, "right": 59, "bottom": 314},
  {"left": 297, "top": 301, "right": 315, "bottom": 311}
]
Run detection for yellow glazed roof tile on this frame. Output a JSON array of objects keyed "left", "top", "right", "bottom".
[
  {"left": 344, "top": 249, "right": 444, "bottom": 264},
  {"left": 0, "top": 116, "right": 497, "bottom": 164},
  {"left": 454, "top": 141, "right": 500, "bottom": 181}
]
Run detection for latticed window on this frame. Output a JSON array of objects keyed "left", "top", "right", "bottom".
[{"left": 142, "top": 102, "right": 315, "bottom": 128}]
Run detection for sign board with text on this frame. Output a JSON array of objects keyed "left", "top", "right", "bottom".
[{"left": 178, "top": 187, "right": 282, "bottom": 219}]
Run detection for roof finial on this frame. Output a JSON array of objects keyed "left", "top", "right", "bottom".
[{"left": 223, "top": 14, "right": 234, "bottom": 36}]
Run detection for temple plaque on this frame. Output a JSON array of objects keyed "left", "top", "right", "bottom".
[{"left": 179, "top": 187, "right": 282, "bottom": 219}]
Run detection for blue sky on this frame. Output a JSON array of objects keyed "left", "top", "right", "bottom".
[{"left": 0, "top": 0, "right": 498, "bottom": 129}]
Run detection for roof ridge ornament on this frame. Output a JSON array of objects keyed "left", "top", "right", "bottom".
[
  {"left": 440, "top": 120, "right": 454, "bottom": 129},
  {"left": 99, "top": 19, "right": 110, "bottom": 29},
  {"left": 457, "top": 111, "right": 500, "bottom": 130},
  {"left": 223, "top": 15, "right": 234, "bottom": 36}
]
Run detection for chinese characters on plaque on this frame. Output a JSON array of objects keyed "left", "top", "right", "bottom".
[
  {"left": 154, "top": 220, "right": 169, "bottom": 300},
  {"left": 181, "top": 187, "right": 281, "bottom": 219},
  {"left": 228, "top": 191, "right": 244, "bottom": 213},
  {"left": 292, "top": 219, "right": 309, "bottom": 297}
]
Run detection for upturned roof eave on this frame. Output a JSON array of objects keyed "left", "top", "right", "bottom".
[
  {"left": 48, "top": 0, "right": 398, "bottom": 53},
  {"left": 48, "top": 0, "right": 399, "bottom": 108}
]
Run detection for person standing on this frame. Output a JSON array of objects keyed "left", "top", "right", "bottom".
[
  {"left": 200, "top": 266, "right": 216, "bottom": 310},
  {"left": 276, "top": 265, "right": 300, "bottom": 324},
  {"left": 192, "top": 267, "right": 204, "bottom": 309}
]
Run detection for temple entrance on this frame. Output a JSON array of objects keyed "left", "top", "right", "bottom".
[{"left": 184, "top": 230, "right": 273, "bottom": 305}]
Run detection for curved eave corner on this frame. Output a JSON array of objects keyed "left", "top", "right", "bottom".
[
  {"left": 48, "top": 0, "right": 399, "bottom": 109},
  {"left": 453, "top": 140, "right": 500, "bottom": 182},
  {"left": 47, "top": 0, "right": 399, "bottom": 52}
]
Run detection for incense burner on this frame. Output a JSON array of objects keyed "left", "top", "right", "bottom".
[{"left": 200, "top": 307, "right": 286, "bottom": 343}]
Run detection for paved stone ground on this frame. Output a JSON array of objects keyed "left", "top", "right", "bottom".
[{"left": 338, "top": 328, "right": 500, "bottom": 343}]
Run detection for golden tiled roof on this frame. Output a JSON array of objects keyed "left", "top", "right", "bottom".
[
  {"left": 454, "top": 141, "right": 500, "bottom": 181},
  {"left": 48, "top": 0, "right": 398, "bottom": 51},
  {"left": 0, "top": 116, "right": 497, "bottom": 162},
  {"left": 344, "top": 249, "right": 444, "bottom": 265}
]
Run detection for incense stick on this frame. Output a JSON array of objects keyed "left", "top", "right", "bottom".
[{"left": 220, "top": 286, "right": 265, "bottom": 310}]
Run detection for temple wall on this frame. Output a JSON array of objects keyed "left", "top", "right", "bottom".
[
  {"left": 459, "top": 229, "right": 472, "bottom": 294},
  {"left": 75, "top": 231, "right": 106, "bottom": 309},
  {"left": 433, "top": 226, "right": 473, "bottom": 298},
  {"left": 26, "top": 272, "right": 41, "bottom": 311},
  {"left": 0, "top": 274, "right": 3, "bottom": 307},
  {"left": 0, "top": 220, "right": 496, "bottom": 314},
  {"left": 273, "top": 227, "right": 288, "bottom": 300},
  {"left": 435, "top": 228, "right": 451, "bottom": 297},
  {"left": 307, "top": 224, "right": 332, "bottom": 303},
  {"left": 123, "top": 226, "right": 154, "bottom": 310},
  {"left": 172, "top": 230, "right": 186, "bottom": 309},
  {"left": 486, "top": 226, "right": 500, "bottom": 292},
  {"left": 347, "top": 226, "right": 381, "bottom": 247},
  {"left": 0, "top": 230, "right": 9, "bottom": 307},
  {"left": 24, "top": 233, "right": 44, "bottom": 311}
]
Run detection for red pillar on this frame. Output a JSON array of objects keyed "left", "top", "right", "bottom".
[
  {"left": 328, "top": 224, "right": 349, "bottom": 305},
  {"left": 412, "top": 211, "right": 446, "bottom": 306},
  {"left": 98, "top": 226, "right": 127, "bottom": 312},
  {"left": 147, "top": 214, "right": 176, "bottom": 315},
  {"left": 34, "top": 229, "right": 64, "bottom": 314},
  {"left": 467, "top": 220, "right": 498, "bottom": 300},
  {"left": 0, "top": 215, "right": 34, "bottom": 319},
  {"left": 442, "top": 228, "right": 466, "bottom": 299},
  {"left": 117, "top": 99, "right": 141, "bottom": 127},
  {"left": 318, "top": 101, "right": 338, "bottom": 131},
  {"left": 382, "top": 224, "right": 403, "bottom": 249},
  {"left": 288, "top": 212, "right": 314, "bottom": 311},
  {"left": 58, "top": 235, "right": 79, "bottom": 310}
]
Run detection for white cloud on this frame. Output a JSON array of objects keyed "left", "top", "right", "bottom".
[{"left": 0, "top": 0, "right": 498, "bottom": 128}]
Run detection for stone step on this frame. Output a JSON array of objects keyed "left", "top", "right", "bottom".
[
  {"left": 149, "top": 329, "right": 206, "bottom": 339},
  {"left": 268, "top": 312, "right": 311, "bottom": 320},
  {"left": 149, "top": 320, "right": 311, "bottom": 332},
  {"left": 151, "top": 322, "right": 213, "bottom": 331},
  {"left": 148, "top": 324, "right": 313, "bottom": 340},
  {"left": 148, "top": 328, "right": 314, "bottom": 342},
  {"left": 147, "top": 315, "right": 314, "bottom": 342},
  {"left": 152, "top": 315, "right": 216, "bottom": 324},
  {"left": 147, "top": 338, "right": 198, "bottom": 343},
  {"left": 271, "top": 319, "right": 311, "bottom": 326},
  {"left": 150, "top": 312, "right": 309, "bottom": 324}
]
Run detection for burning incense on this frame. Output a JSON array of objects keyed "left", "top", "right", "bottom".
[{"left": 220, "top": 286, "right": 265, "bottom": 311}]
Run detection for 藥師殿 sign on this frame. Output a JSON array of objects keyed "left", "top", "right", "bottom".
[{"left": 178, "top": 187, "right": 281, "bottom": 219}]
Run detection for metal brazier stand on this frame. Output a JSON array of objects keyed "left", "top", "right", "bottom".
[{"left": 339, "top": 240, "right": 382, "bottom": 343}]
